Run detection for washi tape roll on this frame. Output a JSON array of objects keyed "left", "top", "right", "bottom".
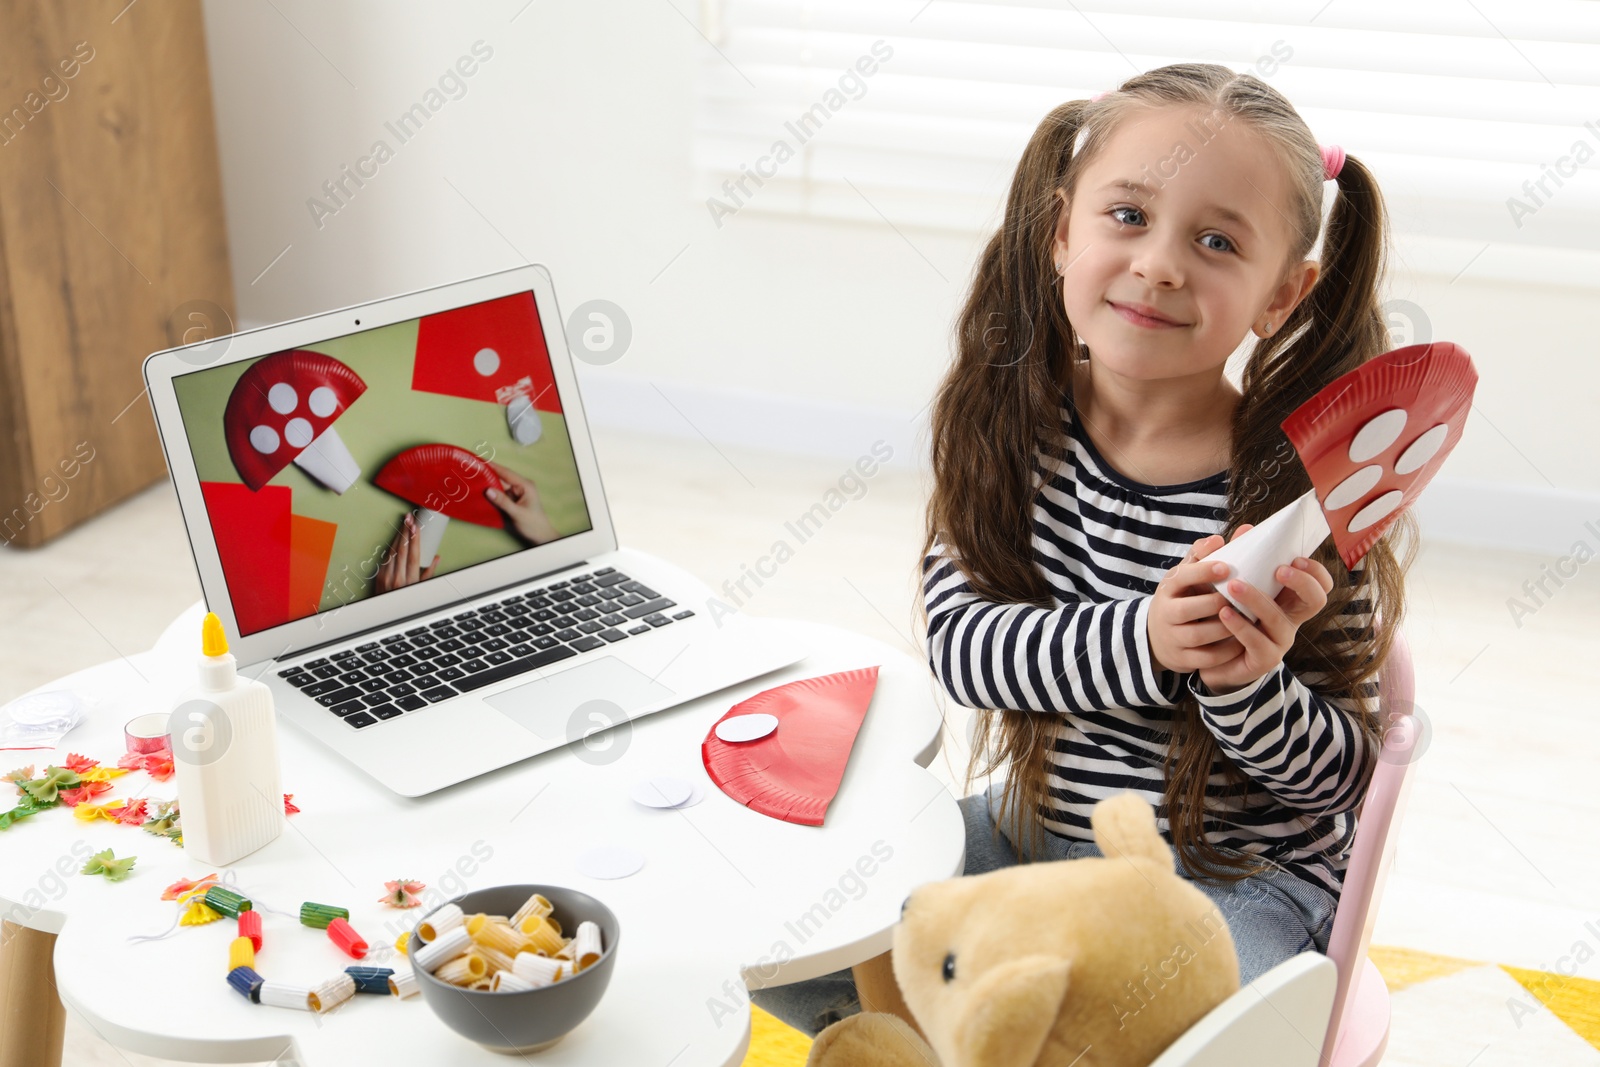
[{"left": 123, "top": 712, "right": 170, "bottom": 755}]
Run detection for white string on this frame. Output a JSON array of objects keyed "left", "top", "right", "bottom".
[{"left": 127, "top": 869, "right": 297, "bottom": 944}]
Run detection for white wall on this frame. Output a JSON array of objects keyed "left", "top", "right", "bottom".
[{"left": 199, "top": 0, "right": 1600, "bottom": 556}]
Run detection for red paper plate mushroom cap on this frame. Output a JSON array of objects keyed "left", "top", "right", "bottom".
[
  {"left": 701, "top": 666, "right": 880, "bottom": 826},
  {"left": 224, "top": 350, "right": 367, "bottom": 491},
  {"left": 1281, "top": 341, "right": 1477, "bottom": 570},
  {"left": 372, "top": 444, "right": 506, "bottom": 528}
]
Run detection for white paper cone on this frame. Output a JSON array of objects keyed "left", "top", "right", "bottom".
[
  {"left": 506, "top": 393, "right": 543, "bottom": 445},
  {"left": 291, "top": 425, "right": 361, "bottom": 493},
  {"left": 1205, "top": 489, "right": 1331, "bottom": 623},
  {"left": 413, "top": 507, "right": 448, "bottom": 566}
]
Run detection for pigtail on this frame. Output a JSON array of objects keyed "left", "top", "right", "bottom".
[{"left": 920, "top": 99, "right": 1096, "bottom": 862}]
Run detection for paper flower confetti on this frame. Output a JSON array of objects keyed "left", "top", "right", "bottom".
[
  {"left": 379, "top": 879, "right": 426, "bottom": 908},
  {"left": 106, "top": 799, "right": 149, "bottom": 826},
  {"left": 163, "top": 872, "right": 219, "bottom": 901},
  {"left": 62, "top": 753, "right": 99, "bottom": 773},
  {"left": 59, "top": 781, "right": 112, "bottom": 808},
  {"left": 180, "top": 898, "right": 223, "bottom": 925},
  {"left": 82, "top": 848, "right": 137, "bottom": 882},
  {"left": 20, "top": 766, "right": 81, "bottom": 804},
  {"left": 284, "top": 794, "right": 300, "bottom": 815}
]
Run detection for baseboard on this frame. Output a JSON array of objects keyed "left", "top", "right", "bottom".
[{"left": 576, "top": 369, "right": 1595, "bottom": 558}]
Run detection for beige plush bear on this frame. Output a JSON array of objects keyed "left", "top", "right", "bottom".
[{"left": 807, "top": 792, "right": 1241, "bottom": 1067}]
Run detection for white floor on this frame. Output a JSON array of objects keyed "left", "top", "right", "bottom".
[{"left": 2, "top": 427, "right": 1596, "bottom": 1065}]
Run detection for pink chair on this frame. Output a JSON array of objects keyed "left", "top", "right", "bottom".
[
  {"left": 1318, "top": 626, "right": 1420, "bottom": 1067},
  {"left": 1147, "top": 627, "right": 1421, "bottom": 1067}
]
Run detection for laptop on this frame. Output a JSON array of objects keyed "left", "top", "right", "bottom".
[{"left": 143, "top": 263, "right": 808, "bottom": 796}]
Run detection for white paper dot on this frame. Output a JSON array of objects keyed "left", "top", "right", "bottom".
[
  {"left": 1348, "top": 409, "right": 1407, "bottom": 463},
  {"left": 1346, "top": 489, "right": 1404, "bottom": 533},
  {"left": 267, "top": 382, "right": 298, "bottom": 415},
  {"left": 630, "top": 776, "right": 692, "bottom": 808},
  {"left": 307, "top": 385, "right": 338, "bottom": 418},
  {"left": 1323, "top": 464, "right": 1384, "bottom": 511},
  {"left": 576, "top": 845, "right": 645, "bottom": 880},
  {"left": 715, "top": 713, "right": 778, "bottom": 743},
  {"left": 283, "top": 417, "right": 314, "bottom": 448},
  {"left": 1394, "top": 423, "right": 1449, "bottom": 475},
  {"left": 677, "top": 782, "right": 706, "bottom": 808},
  {"left": 473, "top": 347, "right": 501, "bottom": 377},
  {"left": 249, "top": 424, "right": 280, "bottom": 454}
]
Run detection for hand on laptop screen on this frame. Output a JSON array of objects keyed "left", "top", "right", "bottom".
[{"left": 375, "top": 461, "right": 559, "bottom": 592}]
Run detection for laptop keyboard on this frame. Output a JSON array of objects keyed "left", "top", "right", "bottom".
[{"left": 275, "top": 566, "right": 695, "bottom": 730}]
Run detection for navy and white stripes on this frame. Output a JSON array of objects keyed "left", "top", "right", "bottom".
[{"left": 922, "top": 398, "right": 1379, "bottom": 897}]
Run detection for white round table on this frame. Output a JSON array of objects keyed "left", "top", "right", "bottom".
[{"left": 0, "top": 606, "right": 964, "bottom": 1066}]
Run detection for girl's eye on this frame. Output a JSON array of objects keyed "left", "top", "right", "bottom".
[{"left": 1108, "top": 206, "right": 1236, "bottom": 254}]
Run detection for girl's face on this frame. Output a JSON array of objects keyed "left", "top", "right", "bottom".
[{"left": 1054, "top": 104, "right": 1318, "bottom": 383}]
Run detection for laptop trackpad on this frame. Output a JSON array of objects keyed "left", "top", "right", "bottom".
[{"left": 482, "top": 656, "right": 677, "bottom": 742}]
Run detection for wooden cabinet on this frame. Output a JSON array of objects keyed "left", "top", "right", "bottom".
[{"left": 0, "top": 0, "right": 234, "bottom": 548}]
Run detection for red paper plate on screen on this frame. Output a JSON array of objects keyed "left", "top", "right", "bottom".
[
  {"left": 372, "top": 444, "right": 505, "bottom": 528},
  {"left": 701, "top": 666, "right": 880, "bottom": 826},
  {"left": 224, "top": 350, "right": 366, "bottom": 491},
  {"left": 1281, "top": 341, "right": 1477, "bottom": 570}
]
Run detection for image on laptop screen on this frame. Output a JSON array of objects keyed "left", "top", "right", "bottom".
[{"left": 171, "top": 291, "right": 594, "bottom": 637}]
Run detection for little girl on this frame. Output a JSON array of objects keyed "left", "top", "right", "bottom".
[{"left": 753, "top": 62, "right": 1415, "bottom": 1037}]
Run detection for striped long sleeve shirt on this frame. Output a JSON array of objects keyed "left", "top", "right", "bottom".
[{"left": 922, "top": 397, "right": 1380, "bottom": 898}]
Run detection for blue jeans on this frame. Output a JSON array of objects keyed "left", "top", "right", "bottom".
[{"left": 751, "top": 783, "right": 1339, "bottom": 1037}]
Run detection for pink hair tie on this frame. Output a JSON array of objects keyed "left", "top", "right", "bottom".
[
  {"left": 1320, "top": 143, "right": 1346, "bottom": 181},
  {"left": 1090, "top": 90, "right": 1109, "bottom": 102}
]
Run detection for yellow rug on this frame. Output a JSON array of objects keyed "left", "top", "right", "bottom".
[{"left": 740, "top": 946, "right": 1600, "bottom": 1066}]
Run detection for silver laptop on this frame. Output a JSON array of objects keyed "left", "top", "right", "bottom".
[{"left": 144, "top": 264, "right": 807, "bottom": 796}]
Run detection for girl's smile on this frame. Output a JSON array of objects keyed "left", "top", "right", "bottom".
[{"left": 1108, "top": 300, "right": 1189, "bottom": 329}]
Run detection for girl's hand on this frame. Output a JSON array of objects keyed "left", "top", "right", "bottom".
[
  {"left": 1200, "top": 552, "right": 1336, "bottom": 695},
  {"left": 1147, "top": 528, "right": 1255, "bottom": 675},
  {"left": 485, "top": 461, "right": 560, "bottom": 545},
  {"left": 373, "top": 512, "right": 439, "bottom": 594}
]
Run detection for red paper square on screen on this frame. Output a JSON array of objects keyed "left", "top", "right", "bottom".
[
  {"left": 200, "top": 481, "right": 292, "bottom": 634},
  {"left": 411, "top": 292, "right": 562, "bottom": 412}
]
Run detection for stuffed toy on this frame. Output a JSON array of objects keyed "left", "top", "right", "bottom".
[{"left": 807, "top": 792, "right": 1241, "bottom": 1067}]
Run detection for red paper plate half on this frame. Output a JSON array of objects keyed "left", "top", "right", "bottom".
[
  {"left": 1281, "top": 341, "right": 1477, "bottom": 570},
  {"left": 701, "top": 666, "right": 880, "bottom": 826},
  {"left": 224, "top": 350, "right": 366, "bottom": 491},
  {"left": 372, "top": 444, "right": 506, "bottom": 528},
  {"left": 411, "top": 291, "right": 563, "bottom": 412}
]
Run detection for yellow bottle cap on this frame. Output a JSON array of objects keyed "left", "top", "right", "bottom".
[{"left": 201, "top": 612, "right": 229, "bottom": 657}]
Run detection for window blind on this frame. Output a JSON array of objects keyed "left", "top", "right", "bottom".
[{"left": 692, "top": 0, "right": 1600, "bottom": 285}]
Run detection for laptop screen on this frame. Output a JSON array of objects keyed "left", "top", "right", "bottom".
[{"left": 171, "top": 290, "right": 594, "bottom": 637}]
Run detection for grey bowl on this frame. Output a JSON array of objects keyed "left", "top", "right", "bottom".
[{"left": 411, "top": 884, "right": 620, "bottom": 1054}]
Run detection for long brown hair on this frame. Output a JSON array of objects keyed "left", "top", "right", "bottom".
[{"left": 917, "top": 63, "right": 1418, "bottom": 883}]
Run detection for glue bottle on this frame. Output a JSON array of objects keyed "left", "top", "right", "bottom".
[{"left": 171, "top": 612, "right": 284, "bottom": 866}]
